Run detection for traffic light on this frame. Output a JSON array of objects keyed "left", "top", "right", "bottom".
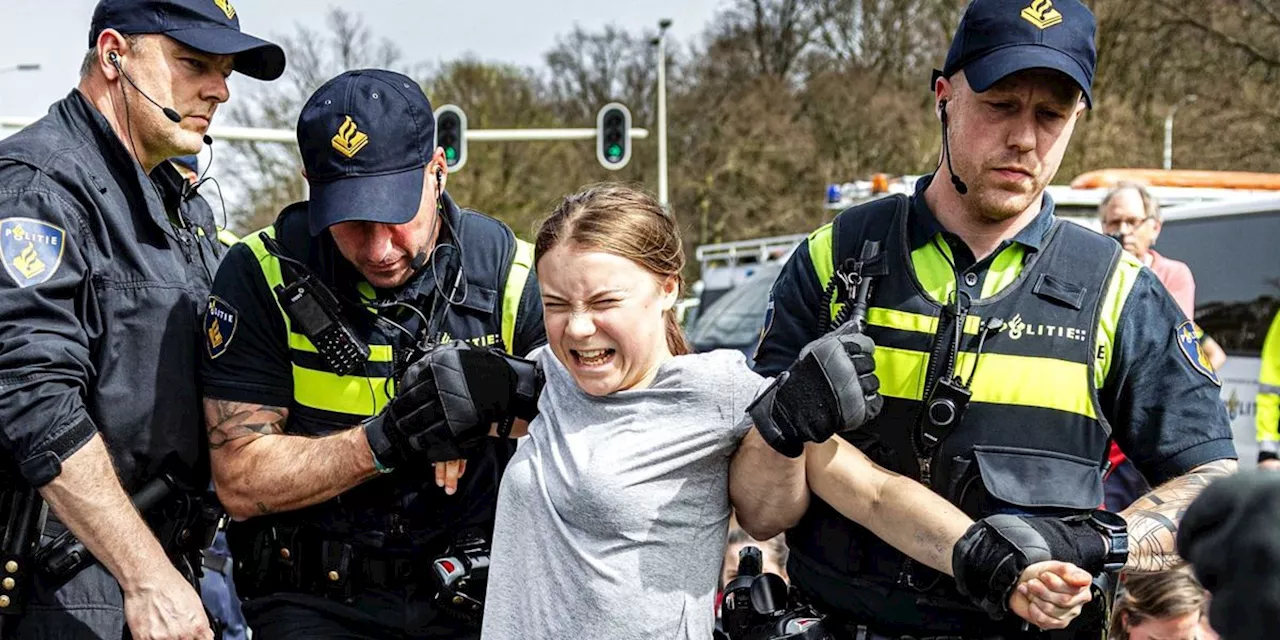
[
  {"left": 434, "top": 104, "right": 468, "bottom": 172},
  {"left": 596, "top": 103, "right": 632, "bottom": 171}
]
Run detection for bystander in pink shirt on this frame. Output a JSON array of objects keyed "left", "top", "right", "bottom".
[{"left": 1146, "top": 249, "right": 1196, "bottom": 320}]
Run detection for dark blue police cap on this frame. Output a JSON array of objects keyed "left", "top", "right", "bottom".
[
  {"left": 89, "top": 0, "right": 286, "bottom": 81},
  {"left": 297, "top": 69, "right": 437, "bottom": 237},
  {"left": 935, "top": 0, "right": 1096, "bottom": 107}
]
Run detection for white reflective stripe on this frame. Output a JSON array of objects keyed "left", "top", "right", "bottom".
[
  {"left": 1260, "top": 384, "right": 1280, "bottom": 396},
  {"left": 1260, "top": 440, "right": 1279, "bottom": 453}
]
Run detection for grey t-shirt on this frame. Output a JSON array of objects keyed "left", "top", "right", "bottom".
[{"left": 481, "top": 347, "right": 765, "bottom": 639}]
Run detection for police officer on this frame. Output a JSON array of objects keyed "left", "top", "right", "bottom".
[
  {"left": 733, "top": 1, "right": 1238, "bottom": 638},
  {"left": 1257, "top": 310, "right": 1280, "bottom": 470},
  {"left": 199, "top": 69, "right": 544, "bottom": 639},
  {"left": 0, "top": 1, "right": 283, "bottom": 638}
]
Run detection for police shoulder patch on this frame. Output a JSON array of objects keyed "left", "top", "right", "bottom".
[
  {"left": 206, "top": 296, "right": 239, "bottom": 359},
  {"left": 0, "top": 218, "right": 67, "bottom": 288},
  {"left": 1176, "top": 320, "right": 1220, "bottom": 386}
]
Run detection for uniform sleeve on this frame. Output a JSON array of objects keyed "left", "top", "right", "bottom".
[
  {"left": 511, "top": 268, "right": 546, "bottom": 358},
  {"left": 0, "top": 180, "right": 98, "bottom": 486},
  {"left": 1101, "top": 269, "right": 1236, "bottom": 486},
  {"left": 751, "top": 238, "right": 826, "bottom": 377},
  {"left": 199, "top": 243, "right": 293, "bottom": 407},
  {"left": 1256, "top": 311, "right": 1280, "bottom": 462}
]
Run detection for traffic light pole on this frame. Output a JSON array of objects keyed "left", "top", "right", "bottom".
[{"left": 656, "top": 19, "right": 671, "bottom": 208}]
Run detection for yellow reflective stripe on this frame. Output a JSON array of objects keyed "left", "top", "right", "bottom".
[
  {"left": 868, "top": 307, "right": 981, "bottom": 336},
  {"left": 243, "top": 226, "right": 290, "bottom": 330},
  {"left": 874, "top": 346, "right": 1094, "bottom": 418},
  {"left": 873, "top": 346, "right": 930, "bottom": 401},
  {"left": 1257, "top": 312, "right": 1280, "bottom": 442},
  {"left": 1261, "top": 312, "right": 1280, "bottom": 387},
  {"left": 217, "top": 228, "right": 239, "bottom": 247},
  {"left": 806, "top": 224, "right": 839, "bottom": 321},
  {"left": 960, "top": 352, "right": 1096, "bottom": 418},
  {"left": 911, "top": 236, "right": 955, "bottom": 304},
  {"left": 1094, "top": 252, "right": 1143, "bottom": 388},
  {"left": 291, "top": 364, "right": 390, "bottom": 416},
  {"left": 502, "top": 239, "right": 535, "bottom": 354},
  {"left": 981, "top": 244, "right": 1025, "bottom": 298},
  {"left": 284, "top": 332, "right": 393, "bottom": 361}
]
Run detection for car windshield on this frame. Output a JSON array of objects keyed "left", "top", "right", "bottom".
[
  {"left": 688, "top": 266, "right": 780, "bottom": 354},
  {"left": 1158, "top": 209, "right": 1280, "bottom": 356}
]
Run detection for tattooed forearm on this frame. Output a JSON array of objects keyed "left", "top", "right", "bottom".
[
  {"left": 203, "top": 395, "right": 378, "bottom": 520},
  {"left": 1120, "top": 459, "right": 1237, "bottom": 572},
  {"left": 205, "top": 401, "right": 286, "bottom": 450}
]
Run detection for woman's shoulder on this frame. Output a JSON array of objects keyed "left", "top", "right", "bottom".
[{"left": 663, "top": 349, "right": 763, "bottom": 391}]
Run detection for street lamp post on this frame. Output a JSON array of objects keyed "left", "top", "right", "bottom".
[
  {"left": 1163, "top": 94, "right": 1198, "bottom": 171},
  {"left": 655, "top": 19, "right": 672, "bottom": 208}
]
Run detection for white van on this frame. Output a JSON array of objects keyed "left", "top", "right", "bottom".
[{"left": 1158, "top": 196, "right": 1280, "bottom": 468}]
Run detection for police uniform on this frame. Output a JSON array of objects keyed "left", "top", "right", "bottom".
[
  {"left": 1256, "top": 311, "right": 1280, "bottom": 463},
  {"left": 754, "top": 175, "right": 1236, "bottom": 636},
  {"left": 198, "top": 69, "right": 545, "bottom": 639}
]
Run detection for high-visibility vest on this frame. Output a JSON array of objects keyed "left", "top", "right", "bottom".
[
  {"left": 790, "top": 194, "right": 1143, "bottom": 598},
  {"left": 1258, "top": 312, "right": 1280, "bottom": 461}
]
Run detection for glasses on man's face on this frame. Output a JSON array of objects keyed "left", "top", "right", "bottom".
[{"left": 1101, "top": 216, "right": 1153, "bottom": 233}]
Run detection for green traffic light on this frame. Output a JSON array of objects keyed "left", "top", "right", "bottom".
[
  {"left": 445, "top": 147, "right": 458, "bottom": 161},
  {"left": 607, "top": 144, "right": 622, "bottom": 159}
]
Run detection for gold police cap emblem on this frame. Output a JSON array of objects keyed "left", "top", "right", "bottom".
[
  {"left": 213, "top": 0, "right": 236, "bottom": 20},
  {"left": 1021, "top": 0, "right": 1063, "bottom": 29},
  {"left": 331, "top": 115, "right": 370, "bottom": 159}
]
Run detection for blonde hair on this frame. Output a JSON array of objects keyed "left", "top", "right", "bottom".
[
  {"left": 1109, "top": 570, "right": 1207, "bottom": 640},
  {"left": 535, "top": 183, "right": 691, "bottom": 356}
]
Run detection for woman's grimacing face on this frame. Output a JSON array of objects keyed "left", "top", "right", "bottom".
[{"left": 538, "top": 245, "right": 678, "bottom": 396}]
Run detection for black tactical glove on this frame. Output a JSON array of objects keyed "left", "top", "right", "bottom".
[
  {"left": 953, "top": 514, "right": 1110, "bottom": 618},
  {"left": 747, "top": 322, "right": 882, "bottom": 457},
  {"left": 364, "top": 342, "right": 543, "bottom": 469}
]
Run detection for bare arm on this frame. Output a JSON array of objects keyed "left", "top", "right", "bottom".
[
  {"left": 1119, "top": 458, "right": 1237, "bottom": 571},
  {"left": 42, "top": 435, "right": 213, "bottom": 638},
  {"left": 39, "top": 434, "right": 182, "bottom": 591},
  {"left": 730, "top": 428, "right": 809, "bottom": 540},
  {"left": 205, "top": 398, "right": 379, "bottom": 520},
  {"left": 805, "top": 438, "right": 969, "bottom": 574}
]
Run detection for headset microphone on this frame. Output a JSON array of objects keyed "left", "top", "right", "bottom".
[
  {"left": 410, "top": 251, "right": 428, "bottom": 271},
  {"left": 939, "top": 100, "right": 969, "bottom": 196},
  {"left": 110, "top": 51, "right": 182, "bottom": 124}
]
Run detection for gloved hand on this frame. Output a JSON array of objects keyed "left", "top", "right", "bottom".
[
  {"left": 953, "top": 514, "right": 1109, "bottom": 618},
  {"left": 747, "top": 322, "right": 882, "bottom": 457},
  {"left": 364, "top": 341, "right": 543, "bottom": 469}
]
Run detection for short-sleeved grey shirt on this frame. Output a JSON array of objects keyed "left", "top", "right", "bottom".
[{"left": 481, "top": 347, "right": 765, "bottom": 639}]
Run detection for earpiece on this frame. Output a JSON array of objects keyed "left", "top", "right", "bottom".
[
  {"left": 108, "top": 51, "right": 120, "bottom": 67},
  {"left": 937, "top": 98, "right": 968, "bottom": 195},
  {"left": 436, "top": 167, "right": 444, "bottom": 189}
]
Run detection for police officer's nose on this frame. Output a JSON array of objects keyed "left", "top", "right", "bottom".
[{"left": 1008, "top": 110, "right": 1037, "bottom": 154}]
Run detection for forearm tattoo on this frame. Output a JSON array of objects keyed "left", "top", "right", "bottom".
[
  {"left": 1121, "top": 459, "right": 1237, "bottom": 572},
  {"left": 207, "top": 401, "right": 286, "bottom": 450}
]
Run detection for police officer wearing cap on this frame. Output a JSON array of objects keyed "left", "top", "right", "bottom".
[
  {"left": 734, "top": 1, "right": 1238, "bottom": 637},
  {"left": 199, "top": 69, "right": 544, "bottom": 639},
  {"left": 0, "top": 1, "right": 283, "bottom": 639}
]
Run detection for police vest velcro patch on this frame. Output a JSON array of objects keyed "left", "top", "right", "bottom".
[
  {"left": 206, "top": 296, "right": 239, "bottom": 359},
  {"left": 0, "top": 218, "right": 66, "bottom": 288},
  {"left": 1176, "top": 320, "right": 1221, "bottom": 386}
]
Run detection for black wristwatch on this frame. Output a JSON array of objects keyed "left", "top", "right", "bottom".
[{"left": 1087, "top": 510, "right": 1129, "bottom": 572}]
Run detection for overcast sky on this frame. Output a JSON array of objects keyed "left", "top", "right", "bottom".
[{"left": 0, "top": 0, "right": 727, "bottom": 118}]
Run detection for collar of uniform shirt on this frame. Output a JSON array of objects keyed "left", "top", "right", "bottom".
[
  {"left": 67, "top": 88, "right": 189, "bottom": 209},
  {"left": 907, "top": 173, "right": 1056, "bottom": 268}
]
